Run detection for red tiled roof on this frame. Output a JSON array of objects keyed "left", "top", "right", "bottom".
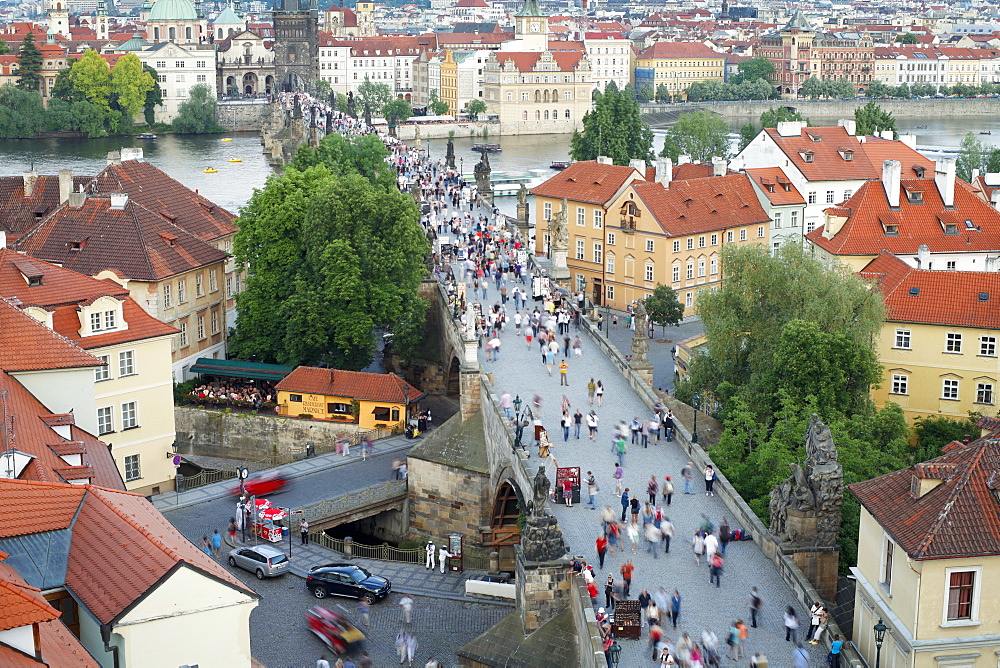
[
  {"left": 0, "top": 566, "right": 59, "bottom": 632},
  {"left": 0, "top": 480, "right": 87, "bottom": 538},
  {"left": 15, "top": 194, "right": 228, "bottom": 282},
  {"left": 637, "top": 41, "right": 723, "bottom": 59},
  {"left": 0, "top": 174, "right": 93, "bottom": 238},
  {"left": 0, "top": 298, "right": 102, "bottom": 373},
  {"left": 65, "top": 483, "right": 256, "bottom": 624},
  {"left": 850, "top": 435, "right": 1000, "bottom": 559},
  {"left": 745, "top": 167, "right": 806, "bottom": 205},
  {"left": 859, "top": 252, "right": 1000, "bottom": 329},
  {"left": 808, "top": 178, "right": 1000, "bottom": 256},
  {"left": 493, "top": 49, "right": 584, "bottom": 72},
  {"left": 633, "top": 173, "right": 771, "bottom": 236},
  {"left": 531, "top": 160, "right": 643, "bottom": 205},
  {"left": 275, "top": 367, "right": 424, "bottom": 404}
]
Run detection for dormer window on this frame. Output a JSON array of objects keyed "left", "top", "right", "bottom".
[
  {"left": 884, "top": 224, "right": 899, "bottom": 236},
  {"left": 800, "top": 150, "right": 815, "bottom": 163},
  {"left": 944, "top": 223, "right": 958, "bottom": 235},
  {"left": 838, "top": 148, "right": 854, "bottom": 161},
  {"left": 27, "top": 276, "right": 42, "bottom": 287},
  {"left": 913, "top": 165, "right": 927, "bottom": 178},
  {"left": 70, "top": 241, "right": 84, "bottom": 251}
]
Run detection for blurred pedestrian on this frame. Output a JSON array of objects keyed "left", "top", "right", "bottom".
[
  {"left": 211, "top": 529, "right": 222, "bottom": 557},
  {"left": 400, "top": 594, "right": 413, "bottom": 625},
  {"left": 358, "top": 598, "right": 370, "bottom": 629}
]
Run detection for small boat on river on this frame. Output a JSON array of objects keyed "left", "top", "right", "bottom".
[
  {"left": 220, "top": 137, "right": 233, "bottom": 142},
  {"left": 982, "top": 131, "right": 992, "bottom": 135},
  {"left": 136, "top": 132, "right": 157, "bottom": 139},
  {"left": 472, "top": 143, "right": 502, "bottom": 153},
  {"left": 550, "top": 161, "right": 573, "bottom": 170},
  {"left": 204, "top": 168, "right": 218, "bottom": 173},
  {"left": 228, "top": 158, "right": 243, "bottom": 163}
]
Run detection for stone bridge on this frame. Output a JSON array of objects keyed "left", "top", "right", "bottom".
[{"left": 295, "top": 479, "right": 408, "bottom": 532}]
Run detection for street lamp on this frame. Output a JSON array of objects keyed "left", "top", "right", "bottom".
[
  {"left": 691, "top": 393, "right": 701, "bottom": 444},
  {"left": 608, "top": 639, "right": 622, "bottom": 667},
  {"left": 512, "top": 395, "right": 533, "bottom": 453},
  {"left": 874, "top": 618, "right": 888, "bottom": 668}
]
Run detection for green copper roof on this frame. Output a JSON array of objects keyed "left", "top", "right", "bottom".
[
  {"left": 783, "top": 10, "right": 813, "bottom": 31},
  {"left": 148, "top": 0, "right": 199, "bottom": 22},
  {"left": 213, "top": 5, "right": 243, "bottom": 23},
  {"left": 515, "top": 0, "right": 542, "bottom": 18},
  {"left": 118, "top": 32, "right": 149, "bottom": 49}
]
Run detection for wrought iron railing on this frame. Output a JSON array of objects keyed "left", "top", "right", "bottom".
[
  {"left": 307, "top": 531, "right": 492, "bottom": 570},
  {"left": 180, "top": 467, "right": 236, "bottom": 490}
]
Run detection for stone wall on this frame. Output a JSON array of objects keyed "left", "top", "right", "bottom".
[
  {"left": 641, "top": 97, "right": 1000, "bottom": 121},
  {"left": 407, "top": 455, "right": 491, "bottom": 544},
  {"left": 515, "top": 547, "right": 573, "bottom": 634},
  {"left": 174, "top": 406, "right": 362, "bottom": 460},
  {"left": 215, "top": 101, "right": 274, "bottom": 132},
  {"left": 394, "top": 121, "right": 498, "bottom": 140}
]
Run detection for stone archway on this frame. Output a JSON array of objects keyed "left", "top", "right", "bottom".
[
  {"left": 445, "top": 356, "right": 460, "bottom": 398},
  {"left": 243, "top": 72, "right": 258, "bottom": 95},
  {"left": 487, "top": 479, "right": 522, "bottom": 571}
]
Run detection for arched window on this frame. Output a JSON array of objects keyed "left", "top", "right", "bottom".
[
  {"left": 217, "top": 27, "right": 223, "bottom": 39},
  {"left": 552, "top": 109, "right": 557, "bottom": 119},
  {"left": 522, "top": 111, "right": 528, "bottom": 120},
  {"left": 185, "top": 26, "right": 192, "bottom": 41},
  {"left": 565, "top": 109, "right": 571, "bottom": 119},
  {"left": 543, "top": 90, "right": 550, "bottom": 102},
  {"left": 534, "top": 110, "right": 540, "bottom": 120},
  {"left": 506, "top": 92, "right": 512, "bottom": 101},
  {"left": 544, "top": 110, "right": 549, "bottom": 119},
  {"left": 153, "top": 26, "right": 160, "bottom": 40},
  {"left": 168, "top": 26, "right": 176, "bottom": 41},
  {"left": 534, "top": 89, "right": 541, "bottom": 102}
]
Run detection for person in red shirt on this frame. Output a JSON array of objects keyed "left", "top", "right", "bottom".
[
  {"left": 587, "top": 580, "right": 598, "bottom": 604},
  {"left": 620, "top": 559, "right": 635, "bottom": 598},
  {"left": 596, "top": 534, "right": 608, "bottom": 569}
]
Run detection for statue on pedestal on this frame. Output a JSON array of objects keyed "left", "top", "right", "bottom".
[
  {"left": 346, "top": 91, "right": 357, "bottom": 119},
  {"left": 516, "top": 184, "right": 530, "bottom": 228},
  {"left": 292, "top": 94, "right": 302, "bottom": 119},
  {"left": 630, "top": 299, "right": 650, "bottom": 364},
  {"left": 474, "top": 150, "right": 492, "bottom": 197},
  {"left": 521, "top": 465, "right": 567, "bottom": 562},
  {"left": 550, "top": 199, "right": 569, "bottom": 251},
  {"left": 446, "top": 137, "right": 456, "bottom": 170},
  {"left": 768, "top": 415, "right": 844, "bottom": 547},
  {"left": 364, "top": 101, "right": 372, "bottom": 128}
]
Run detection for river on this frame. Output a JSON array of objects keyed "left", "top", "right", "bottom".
[{"left": 3, "top": 112, "right": 999, "bottom": 216}]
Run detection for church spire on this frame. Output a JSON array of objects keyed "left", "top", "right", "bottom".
[{"left": 515, "top": 0, "right": 542, "bottom": 17}]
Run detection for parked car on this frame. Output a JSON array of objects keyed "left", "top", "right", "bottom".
[
  {"left": 305, "top": 563, "right": 391, "bottom": 601},
  {"left": 305, "top": 606, "right": 366, "bottom": 654},
  {"left": 227, "top": 545, "right": 290, "bottom": 579},
  {"left": 228, "top": 470, "right": 290, "bottom": 497}
]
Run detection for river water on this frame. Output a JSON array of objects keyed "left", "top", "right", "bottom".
[{"left": 2, "top": 113, "right": 998, "bottom": 215}]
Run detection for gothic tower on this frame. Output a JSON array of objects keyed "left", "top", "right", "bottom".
[
  {"left": 272, "top": 0, "right": 319, "bottom": 93},
  {"left": 514, "top": 0, "right": 547, "bottom": 52},
  {"left": 96, "top": 0, "right": 109, "bottom": 41},
  {"left": 355, "top": 0, "right": 375, "bottom": 38}
]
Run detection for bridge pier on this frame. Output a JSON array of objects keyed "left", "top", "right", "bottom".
[{"left": 515, "top": 546, "right": 573, "bottom": 634}]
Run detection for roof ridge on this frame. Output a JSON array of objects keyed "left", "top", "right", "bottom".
[
  {"left": 86, "top": 486, "right": 185, "bottom": 562},
  {"left": 913, "top": 442, "right": 986, "bottom": 558}
]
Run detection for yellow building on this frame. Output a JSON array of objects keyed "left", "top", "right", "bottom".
[
  {"left": 275, "top": 367, "right": 425, "bottom": 430},
  {"left": 861, "top": 252, "right": 1000, "bottom": 425},
  {"left": 634, "top": 42, "right": 725, "bottom": 99},
  {"left": 533, "top": 159, "right": 771, "bottom": 317},
  {"left": 850, "top": 421, "right": 1000, "bottom": 668},
  {"left": 439, "top": 49, "right": 459, "bottom": 114}
]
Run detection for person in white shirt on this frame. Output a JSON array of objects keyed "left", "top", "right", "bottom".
[
  {"left": 316, "top": 656, "right": 330, "bottom": 668},
  {"left": 438, "top": 545, "right": 452, "bottom": 573},
  {"left": 425, "top": 541, "right": 435, "bottom": 570}
]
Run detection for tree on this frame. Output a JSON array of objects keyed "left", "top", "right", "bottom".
[
  {"left": 231, "top": 135, "right": 429, "bottom": 369},
  {"left": 854, "top": 100, "right": 897, "bottom": 138},
  {"left": 335, "top": 92, "right": 349, "bottom": 113},
  {"left": 290, "top": 133, "right": 396, "bottom": 190},
  {"left": 732, "top": 56, "right": 775, "bottom": 85},
  {"left": 46, "top": 98, "right": 107, "bottom": 136},
  {"left": 315, "top": 79, "right": 331, "bottom": 99},
  {"left": 15, "top": 33, "right": 42, "bottom": 92},
  {"left": 110, "top": 53, "right": 155, "bottom": 121},
  {"left": 427, "top": 89, "right": 449, "bottom": 115},
  {"left": 465, "top": 98, "right": 486, "bottom": 120},
  {"left": 800, "top": 76, "right": 824, "bottom": 99},
  {"left": 356, "top": 77, "right": 392, "bottom": 116},
  {"left": 643, "top": 284, "right": 684, "bottom": 334},
  {"left": 0, "top": 85, "right": 45, "bottom": 138},
  {"left": 172, "top": 84, "right": 222, "bottom": 133},
  {"left": 957, "top": 132, "right": 986, "bottom": 182},
  {"left": 655, "top": 83, "right": 670, "bottom": 102},
  {"left": 383, "top": 98, "right": 412, "bottom": 128},
  {"left": 69, "top": 49, "right": 112, "bottom": 111},
  {"left": 986, "top": 147, "right": 1000, "bottom": 174},
  {"left": 913, "top": 415, "right": 978, "bottom": 463},
  {"left": 738, "top": 123, "right": 757, "bottom": 152},
  {"left": 569, "top": 86, "right": 654, "bottom": 166},
  {"left": 636, "top": 84, "right": 654, "bottom": 103},
  {"left": 0, "top": 39, "right": 9, "bottom": 55},
  {"left": 50, "top": 59, "right": 82, "bottom": 103},
  {"left": 142, "top": 64, "right": 163, "bottom": 125},
  {"left": 740, "top": 107, "right": 809, "bottom": 151},
  {"left": 896, "top": 32, "right": 919, "bottom": 44},
  {"left": 659, "top": 110, "right": 730, "bottom": 163}
]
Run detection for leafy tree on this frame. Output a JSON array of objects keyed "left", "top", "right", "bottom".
[
  {"left": 69, "top": 50, "right": 112, "bottom": 111},
  {"left": 655, "top": 83, "right": 670, "bottom": 102},
  {"left": 643, "top": 284, "right": 684, "bottom": 335},
  {"left": 315, "top": 79, "right": 331, "bottom": 99},
  {"left": 465, "top": 98, "right": 486, "bottom": 120},
  {"left": 896, "top": 32, "right": 919, "bottom": 44},
  {"left": 142, "top": 64, "right": 163, "bottom": 125},
  {"left": 912, "top": 415, "right": 978, "bottom": 462},
  {"left": 335, "top": 92, "right": 349, "bottom": 112},
  {"left": 15, "top": 33, "right": 43, "bottom": 92},
  {"left": 895, "top": 82, "right": 911, "bottom": 99},
  {"left": 46, "top": 98, "right": 107, "bottom": 136},
  {"left": 866, "top": 80, "right": 894, "bottom": 98},
  {"left": 231, "top": 134, "right": 429, "bottom": 369},
  {"left": 636, "top": 83, "right": 654, "bottom": 102},
  {"left": 569, "top": 85, "right": 653, "bottom": 166},
  {"left": 957, "top": 132, "right": 986, "bottom": 182},
  {"left": 0, "top": 85, "right": 45, "bottom": 137},
  {"left": 738, "top": 123, "right": 757, "bottom": 153},
  {"left": 427, "top": 89, "right": 449, "bottom": 115},
  {"left": 383, "top": 98, "right": 412, "bottom": 126},
  {"left": 800, "top": 76, "right": 824, "bottom": 99},
  {"left": 290, "top": 133, "right": 396, "bottom": 190},
  {"left": 110, "top": 53, "right": 155, "bottom": 121},
  {"left": 0, "top": 39, "right": 9, "bottom": 55},
  {"left": 50, "top": 59, "right": 82, "bottom": 103},
  {"left": 854, "top": 100, "right": 897, "bottom": 138},
  {"left": 986, "top": 147, "right": 1000, "bottom": 174},
  {"left": 659, "top": 110, "right": 730, "bottom": 163},
  {"left": 684, "top": 78, "right": 773, "bottom": 102},
  {"left": 172, "top": 84, "right": 222, "bottom": 133},
  {"left": 356, "top": 77, "right": 392, "bottom": 116},
  {"left": 732, "top": 56, "right": 775, "bottom": 85}
]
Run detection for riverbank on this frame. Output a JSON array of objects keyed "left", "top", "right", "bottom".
[{"left": 642, "top": 96, "right": 1000, "bottom": 121}]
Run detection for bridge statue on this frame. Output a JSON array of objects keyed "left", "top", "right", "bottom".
[
  {"left": 768, "top": 414, "right": 843, "bottom": 548},
  {"left": 445, "top": 137, "right": 456, "bottom": 170},
  {"left": 474, "top": 150, "right": 492, "bottom": 205},
  {"left": 520, "top": 465, "right": 567, "bottom": 562},
  {"left": 346, "top": 91, "right": 357, "bottom": 119},
  {"left": 516, "top": 184, "right": 530, "bottom": 230},
  {"left": 630, "top": 299, "right": 650, "bottom": 364}
]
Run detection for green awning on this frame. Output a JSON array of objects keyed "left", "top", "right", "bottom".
[{"left": 189, "top": 358, "right": 294, "bottom": 382}]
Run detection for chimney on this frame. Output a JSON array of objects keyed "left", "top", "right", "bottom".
[
  {"left": 596, "top": 155, "right": 613, "bottom": 165},
  {"left": 776, "top": 120, "right": 807, "bottom": 137},
  {"left": 106, "top": 151, "right": 121, "bottom": 166},
  {"left": 68, "top": 192, "right": 87, "bottom": 208},
  {"left": 916, "top": 244, "right": 930, "bottom": 269},
  {"left": 655, "top": 157, "right": 672, "bottom": 187},
  {"left": 58, "top": 169, "right": 73, "bottom": 205},
  {"left": 629, "top": 159, "right": 646, "bottom": 174},
  {"left": 712, "top": 157, "right": 727, "bottom": 176},
  {"left": 120, "top": 147, "right": 144, "bottom": 161},
  {"left": 935, "top": 157, "right": 956, "bottom": 207},
  {"left": 678, "top": 154, "right": 691, "bottom": 165},
  {"left": 973, "top": 168, "right": 981, "bottom": 181},
  {"left": 109, "top": 193, "right": 128, "bottom": 209},
  {"left": 880, "top": 130, "right": 894, "bottom": 140},
  {"left": 898, "top": 134, "right": 917, "bottom": 149},
  {"left": 22, "top": 170, "right": 38, "bottom": 198},
  {"left": 882, "top": 160, "right": 901, "bottom": 207},
  {"left": 0, "top": 231, "right": 6, "bottom": 250},
  {"left": 837, "top": 118, "right": 857, "bottom": 136}
]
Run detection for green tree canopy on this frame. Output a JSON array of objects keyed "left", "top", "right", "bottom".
[
  {"left": 15, "top": 33, "right": 42, "bottom": 92},
  {"left": 357, "top": 77, "right": 392, "bottom": 115},
  {"left": 854, "top": 100, "right": 897, "bottom": 138},
  {"left": 290, "top": 133, "right": 397, "bottom": 189},
  {"left": 50, "top": 58, "right": 82, "bottom": 103},
  {"left": 427, "top": 89, "right": 449, "bottom": 115},
  {"left": 896, "top": 32, "right": 919, "bottom": 44},
  {"left": 957, "top": 132, "right": 985, "bottom": 182},
  {"left": 231, "top": 135, "right": 429, "bottom": 369},
  {"left": 569, "top": 85, "right": 653, "bottom": 165},
  {"left": 912, "top": 415, "right": 978, "bottom": 462},
  {"left": 172, "top": 83, "right": 222, "bottom": 133},
  {"left": 110, "top": 53, "right": 155, "bottom": 120},
  {"left": 465, "top": 98, "right": 486, "bottom": 120},
  {"left": 636, "top": 83, "right": 654, "bottom": 102},
  {"left": 643, "top": 284, "right": 684, "bottom": 334},
  {"left": 738, "top": 107, "right": 810, "bottom": 152},
  {"left": 142, "top": 64, "right": 163, "bottom": 125},
  {"left": 315, "top": 79, "right": 331, "bottom": 99},
  {"left": 0, "top": 39, "right": 9, "bottom": 55},
  {"left": 659, "top": 110, "right": 730, "bottom": 163},
  {"left": 69, "top": 49, "right": 112, "bottom": 111},
  {"left": 0, "top": 84, "right": 45, "bottom": 138},
  {"left": 383, "top": 98, "right": 412, "bottom": 126},
  {"left": 732, "top": 56, "right": 775, "bottom": 85}
]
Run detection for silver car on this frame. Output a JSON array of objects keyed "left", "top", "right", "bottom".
[{"left": 227, "top": 545, "right": 290, "bottom": 579}]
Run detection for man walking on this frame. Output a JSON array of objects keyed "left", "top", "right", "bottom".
[
  {"left": 682, "top": 462, "right": 695, "bottom": 494},
  {"left": 559, "top": 359, "right": 569, "bottom": 386},
  {"left": 358, "top": 598, "right": 371, "bottom": 629},
  {"left": 750, "top": 587, "right": 763, "bottom": 628},
  {"left": 425, "top": 540, "right": 435, "bottom": 570},
  {"left": 670, "top": 590, "right": 682, "bottom": 628},
  {"left": 400, "top": 594, "right": 413, "bottom": 625},
  {"left": 620, "top": 559, "right": 634, "bottom": 598},
  {"left": 620, "top": 488, "right": 630, "bottom": 522},
  {"left": 586, "top": 471, "right": 598, "bottom": 509},
  {"left": 300, "top": 518, "right": 310, "bottom": 545}
]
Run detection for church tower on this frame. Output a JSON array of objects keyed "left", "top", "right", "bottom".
[
  {"left": 96, "top": 0, "right": 109, "bottom": 41},
  {"left": 355, "top": 0, "right": 376, "bottom": 38},
  {"left": 514, "top": 0, "right": 547, "bottom": 52},
  {"left": 48, "top": 0, "right": 70, "bottom": 39},
  {"left": 272, "top": 0, "right": 319, "bottom": 92}
]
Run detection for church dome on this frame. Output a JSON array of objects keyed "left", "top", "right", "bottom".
[{"left": 148, "top": 0, "right": 199, "bottom": 22}]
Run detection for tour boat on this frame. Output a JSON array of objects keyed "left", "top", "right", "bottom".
[
  {"left": 220, "top": 137, "right": 233, "bottom": 142},
  {"left": 136, "top": 132, "right": 157, "bottom": 139},
  {"left": 981, "top": 131, "right": 992, "bottom": 135},
  {"left": 550, "top": 161, "right": 572, "bottom": 170},
  {"left": 490, "top": 169, "right": 548, "bottom": 196},
  {"left": 471, "top": 143, "right": 502, "bottom": 153},
  {"left": 914, "top": 125, "right": 928, "bottom": 129},
  {"left": 204, "top": 168, "right": 218, "bottom": 173},
  {"left": 228, "top": 158, "right": 243, "bottom": 163}
]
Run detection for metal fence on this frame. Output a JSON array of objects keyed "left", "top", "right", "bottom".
[
  {"left": 180, "top": 467, "right": 236, "bottom": 490},
  {"left": 307, "top": 531, "right": 493, "bottom": 571}
]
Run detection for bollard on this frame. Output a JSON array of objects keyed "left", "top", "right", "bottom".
[
  {"left": 344, "top": 536, "right": 353, "bottom": 559},
  {"left": 489, "top": 551, "right": 499, "bottom": 573}
]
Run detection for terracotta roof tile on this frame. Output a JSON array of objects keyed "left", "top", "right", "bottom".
[
  {"left": 0, "top": 174, "right": 92, "bottom": 238},
  {"left": 0, "top": 481, "right": 87, "bottom": 538},
  {"left": 0, "top": 298, "right": 102, "bottom": 373},
  {"left": 745, "top": 167, "right": 806, "bottom": 205},
  {"left": 531, "top": 160, "right": 643, "bottom": 205},
  {"left": 0, "top": 570, "right": 59, "bottom": 632},
  {"left": 275, "top": 367, "right": 425, "bottom": 404},
  {"left": 850, "top": 434, "right": 1000, "bottom": 559},
  {"left": 633, "top": 173, "right": 771, "bottom": 236},
  {"left": 859, "top": 252, "right": 1000, "bottom": 329},
  {"left": 637, "top": 41, "right": 724, "bottom": 59}
]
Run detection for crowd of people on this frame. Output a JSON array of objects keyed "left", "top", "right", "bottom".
[{"left": 188, "top": 379, "right": 276, "bottom": 409}]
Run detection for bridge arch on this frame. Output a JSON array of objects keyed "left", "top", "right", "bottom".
[{"left": 486, "top": 474, "right": 524, "bottom": 571}]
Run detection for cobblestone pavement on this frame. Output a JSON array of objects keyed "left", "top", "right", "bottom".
[{"left": 466, "top": 268, "right": 828, "bottom": 667}]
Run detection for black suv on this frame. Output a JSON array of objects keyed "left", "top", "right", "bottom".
[{"left": 306, "top": 563, "right": 392, "bottom": 602}]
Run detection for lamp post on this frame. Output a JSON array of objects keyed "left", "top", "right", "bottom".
[
  {"left": 512, "top": 395, "right": 532, "bottom": 453},
  {"left": 691, "top": 393, "right": 701, "bottom": 444},
  {"left": 608, "top": 639, "right": 622, "bottom": 667},
  {"left": 874, "top": 618, "right": 888, "bottom": 668}
]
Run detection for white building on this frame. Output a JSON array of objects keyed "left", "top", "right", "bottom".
[
  {"left": 584, "top": 32, "right": 632, "bottom": 92},
  {"left": 138, "top": 42, "right": 218, "bottom": 123}
]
